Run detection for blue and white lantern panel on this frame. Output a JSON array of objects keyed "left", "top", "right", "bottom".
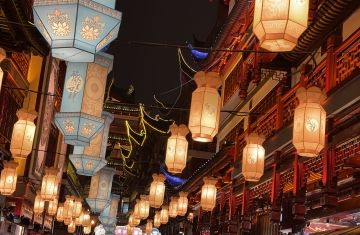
[
  {"left": 99, "top": 194, "right": 120, "bottom": 227},
  {"left": 86, "top": 167, "right": 116, "bottom": 213},
  {"left": 33, "top": 0, "right": 122, "bottom": 62},
  {"left": 54, "top": 53, "right": 113, "bottom": 146},
  {"left": 70, "top": 111, "right": 113, "bottom": 176}
]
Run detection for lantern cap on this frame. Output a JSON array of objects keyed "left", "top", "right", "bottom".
[
  {"left": 140, "top": 194, "right": 149, "bottom": 200},
  {"left": 169, "top": 123, "right": 189, "bottom": 136},
  {"left": 194, "top": 71, "right": 222, "bottom": 89},
  {"left": 245, "top": 133, "right": 265, "bottom": 145},
  {"left": 179, "top": 191, "right": 188, "bottom": 197},
  {"left": 3, "top": 160, "right": 19, "bottom": 169},
  {"left": 16, "top": 108, "right": 37, "bottom": 121},
  {"left": 152, "top": 173, "right": 165, "bottom": 182},
  {"left": 296, "top": 86, "right": 326, "bottom": 103},
  {"left": 44, "top": 167, "right": 59, "bottom": 176},
  {"left": 203, "top": 176, "right": 218, "bottom": 185}
]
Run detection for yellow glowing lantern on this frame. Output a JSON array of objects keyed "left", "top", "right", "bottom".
[
  {"left": 138, "top": 195, "right": 150, "bottom": 219},
  {"left": 146, "top": 219, "right": 153, "bottom": 234},
  {"left": 63, "top": 195, "right": 74, "bottom": 220},
  {"left": 169, "top": 197, "right": 178, "bottom": 218},
  {"left": 201, "top": 177, "right": 217, "bottom": 211},
  {"left": 253, "top": 0, "right": 309, "bottom": 52},
  {"left": 56, "top": 204, "right": 64, "bottom": 222},
  {"left": 72, "top": 197, "right": 83, "bottom": 218},
  {"left": 127, "top": 225, "right": 134, "bottom": 235},
  {"left": 165, "top": 124, "right": 189, "bottom": 173},
  {"left": 34, "top": 191, "right": 45, "bottom": 214},
  {"left": 10, "top": 109, "right": 37, "bottom": 159},
  {"left": 40, "top": 167, "right": 59, "bottom": 201},
  {"left": 68, "top": 221, "right": 76, "bottom": 233},
  {"left": 0, "top": 160, "right": 18, "bottom": 195},
  {"left": 188, "top": 71, "right": 221, "bottom": 142},
  {"left": 242, "top": 133, "right": 266, "bottom": 182},
  {"left": 149, "top": 174, "right": 165, "bottom": 208},
  {"left": 128, "top": 211, "right": 140, "bottom": 227},
  {"left": 160, "top": 205, "right": 169, "bottom": 224},
  {"left": 48, "top": 198, "right": 58, "bottom": 216},
  {"left": 293, "top": 86, "right": 326, "bottom": 157},
  {"left": 82, "top": 211, "right": 91, "bottom": 227},
  {"left": 177, "top": 191, "right": 188, "bottom": 216},
  {"left": 154, "top": 211, "right": 161, "bottom": 228},
  {"left": 84, "top": 226, "right": 92, "bottom": 235},
  {"left": 133, "top": 199, "right": 141, "bottom": 219}
]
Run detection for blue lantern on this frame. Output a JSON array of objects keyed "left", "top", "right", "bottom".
[
  {"left": 99, "top": 194, "right": 120, "bottom": 227},
  {"left": 54, "top": 53, "right": 113, "bottom": 146},
  {"left": 33, "top": 0, "right": 122, "bottom": 62},
  {"left": 69, "top": 111, "right": 113, "bottom": 176}
]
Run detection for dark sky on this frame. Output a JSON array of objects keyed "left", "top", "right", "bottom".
[{"left": 109, "top": 0, "right": 219, "bottom": 104}]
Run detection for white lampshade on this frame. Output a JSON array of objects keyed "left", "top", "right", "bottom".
[
  {"left": 165, "top": 124, "right": 189, "bottom": 174},
  {"left": 138, "top": 195, "right": 150, "bottom": 220},
  {"left": 177, "top": 191, "right": 188, "bottom": 216},
  {"left": 99, "top": 194, "right": 120, "bottom": 227},
  {"left": 153, "top": 211, "right": 161, "bottom": 228},
  {"left": 242, "top": 133, "right": 266, "bottom": 182},
  {"left": 115, "top": 226, "right": 127, "bottom": 235},
  {"left": 146, "top": 219, "right": 153, "bottom": 234},
  {"left": 188, "top": 71, "right": 221, "bottom": 142},
  {"left": 0, "top": 160, "right": 18, "bottom": 195},
  {"left": 149, "top": 174, "right": 165, "bottom": 208},
  {"left": 40, "top": 167, "right": 59, "bottom": 201},
  {"left": 160, "top": 205, "right": 169, "bottom": 224},
  {"left": 34, "top": 191, "right": 45, "bottom": 214},
  {"left": 56, "top": 204, "right": 64, "bottom": 222},
  {"left": 169, "top": 197, "right": 178, "bottom": 218},
  {"left": 293, "top": 86, "right": 326, "bottom": 157},
  {"left": 127, "top": 225, "right": 134, "bottom": 235},
  {"left": 72, "top": 197, "right": 83, "bottom": 218},
  {"left": 47, "top": 198, "right": 58, "bottom": 216},
  {"left": 68, "top": 221, "right": 76, "bottom": 233},
  {"left": 200, "top": 177, "right": 217, "bottom": 211},
  {"left": 253, "top": 0, "right": 309, "bottom": 51}
]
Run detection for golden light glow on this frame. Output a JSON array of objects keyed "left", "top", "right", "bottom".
[
  {"left": 33, "top": 191, "right": 45, "bottom": 214},
  {"left": 10, "top": 109, "right": 37, "bottom": 159},
  {"left": 165, "top": 124, "right": 189, "bottom": 173},
  {"left": 137, "top": 195, "right": 150, "bottom": 219},
  {"left": 56, "top": 204, "right": 64, "bottom": 222},
  {"left": 68, "top": 221, "right": 76, "bottom": 233},
  {"left": 293, "top": 87, "right": 326, "bottom": 157},
  {"left": 84, "top": 226, "right": 91, "bottom": 235},
  {"left": 146, "top": 219, "right": 153, "bottom": 234},
  {"left": 177, "top": 191, "right": 188, "bottom": 216},
  {"left": 154, "top": 211, "right": 161, "bottom": 228},
  {"left": 75, "top": 212, "right": 83, "bottom": 226},
  {"left": 0, "top": 160, "right": 18, "bottom": 195},
  {"left": 128, "top": 211, "right": 140, "bottom": 227},
  {"left": 133, "top": 199, "right": 141, "bottom": 219},
  {"left": 242, "top": 133, "right": 266, "bottom": 182},
  {"left": 200, "top": 177, "right": 217, "bottom": 211},
  {"left": 169, "top": 197, "right": 178, "bottom": 218},
  {"left": 72, "top": 197, "right": 83, "bottom": 218},
  {"left": 149, "top": 174, "right": 165, "bottom": 208},
  {"left": 64, "top": 217, "right": 72, "bottom": 226},
  {"left": 127, "top": 225, "right": 134, "bottom": 235},
  {"left": 63, "top": 195, "right": 74, "bottom": 220},
  {"left": 82, "top": 211, "right": 91, "bottom": 227},
  {"left": 188, "top": 71, "right": 221, "bottom": 143},
  {"left": 253, "top": 0, "right": 309, "bottom": 51},
  {"left": 47, "top": 198, "right": 58, "bottom": 216},
  {"left": 160, "top": 205, "right": 169, "bottom": 224},
  {"left": 40, "top": 167, "right": 59, "bottom": 201}
]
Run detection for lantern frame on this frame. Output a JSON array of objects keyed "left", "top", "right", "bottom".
[
  {"left": 128, "top": 211, "right": 140, "bottom": 227},
  {"left": 40, "top": 167, "right": 59, "bottom": 201},
  {"left": 149, "top": 174, "right": 165, "bottom": 208},
  {"left": 200, "top": 177, "right": 217, "bottom": 212},
  {"left": 72, "top": 197, "right": 83, "bottom": 218},
  {"left": 242, "top": 133, "right": 266, "bottom": 182},
  {"left": 63, "top": 195, "right": 75, "bottom": 219},
  {"left": 0, "top": 160, "right": 18, "bottom": 196},
  {"left": 177, "top": 191, "right": 188, "bottom": 216}
]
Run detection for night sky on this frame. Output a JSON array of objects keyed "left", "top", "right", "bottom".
[{"left": 110, "top": 0, "right": 219, "bottom": 104}]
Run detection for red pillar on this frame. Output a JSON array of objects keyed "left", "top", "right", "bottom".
[
  {"left": 325, "top": 35, "right": 341, "bottom": 92},
  {"left": 270, "top": 151, "right": 281, "bottom": 223}
]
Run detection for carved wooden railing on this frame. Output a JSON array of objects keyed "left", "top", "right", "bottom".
[
  {"left": 10, "top": 52, "right": 30, "bottom": 79},
  {"left": 223, "top": 62, "right": 241, "bottom": 105},
  {"left": 251, "top": 105, "right": 278, "bottom": 139}
]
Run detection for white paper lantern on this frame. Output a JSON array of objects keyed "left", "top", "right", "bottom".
[
  {"left": 153, "top": 211, "right": 161, "bottom": 228},
  {"left": 40, "top": 167, "right": 59, "bottom": 201},
  {"left": 72, "top": 197, "right": 83, "bottom": 218},
  {"left": 75, "top": 212, "right": 83, "bottom": 226},
  {"left": 293, "top": 86, "right": 326, "bottom": 157},
  {"left": 188, "top": 71, "right": 221, "bottom": 142},
  {"left": 56, "top": 204, "right": 64, "bottom": 222},
  {"left": 200, "top": 177, "right": 217, "bottom": 211},
  {"left": 34, "top": 191, "right": 45, "bottom": 214},
  {"left": 165, "top": 124, "right": 189, "bottom": 173},
  {"left": 177, "top": 191, "right": 188, "bottom": 216},
  {"left": 133, "top": 199, "right": 141, "bottom": 219},
  {"left": 82, "top": 211, "right": 91, "bottom": 227},
  {"left": 99, "top": 194, "right": 120, "bottom": 227},
  {"left": 169, "top": 197, "right": 178, "bottom": 218},
  {"left": 160, "top": 205, "right": 169, "bottom": 224},
  {"left": 0, "top": 160, "right": 18, "bottom": 195},
  {"left": 48, "top": 198, "right": 58, "bottom": 216},
  {"left": 63, "top": 195, "right": 75, "bottom": 220},
  {"left": 149, "top": 174, "right": 165, "bottom": 208},
  {"left": 128, "top": 211, "right": 140, "bottom": 227},
  {"left": 242, "top": 133, "right": 266, "bottom": 182},
  {"left": 137, "top": 195, "right": 150, "bottom": 220}
]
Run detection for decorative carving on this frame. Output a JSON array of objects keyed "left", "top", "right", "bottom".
[
  {"left": 81, "top": 16, "right": 105, "bottom": 40},
  {"left": 48, "top": 9, "right": 71, "bottom": 36}
]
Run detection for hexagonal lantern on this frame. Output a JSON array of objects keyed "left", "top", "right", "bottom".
[
  {"left": 54, "top": 53, "right": 113, "bottom": 146},
  {"left": 33, "top": 0, "right": 122, "bottom": 62},
  {"left": 70, "top": 111, "right": 114, "bottom": 176},
  {"left": 99, "top": 194, "right": 120, "bottom": 227}
]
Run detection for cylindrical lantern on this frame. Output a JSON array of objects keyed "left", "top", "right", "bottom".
[
  {"left": 160, "top": 205, "right": 169, "bottom": 224},
  {"left": 10, "top": 109, "right": 37, "bottom": 159},
  {"left": 253, "top": 0, "right": 309, "bottom": 52},
  {"left": 128, "top": 211, "right": 140, "bottom": 227},
  {"left": 165, "top": 124, "right": 189, "bottom": 173},
  {"left": 99, "top": 194, "right": 120, "bottom": 227},
  {"left": 72, "top": 197, "right": 83, "bottom": 218},
  {"left": 138, "top": 195, "right": 150, "bottom": 219},
  {"left": 48, "top": 198, "right": 58, "bottom": 216},
  {"left": 127, "top": 225, "right": 134, "bottom": 235},
  {"left": 149, "top": 174, "right": 165, "bottom": 208},
  {"left": 56, "top": 204, "right": 64, "bottom": 222},
  {"left": 68, "top": 221, "right": 76, "bottom": 233},
  {"left": 293, "top": 86, "right": 326, "bottom": 157},
  {"left": 33, "top": 191, "right": 45, "bottom": 214},
  {"left": 70, "top": 112, "right": 114, "bottom": 176},
  {"left": 86, "top": 167, "right": 116, "bottom": 213},
  {"left": 84, "top": 226, "right": 92, "bottom": 235},
  {"left": 133, "top": 199, "right": 141, "bottom": 219},
  {"left": 200, "top": 177, "right": 217, "bottom": 211},
  {"left": 0, "top": 160, "right": 18, "bottom": 195},
  {"left": 82, "top": 211, "right": 91, "bottom": 227},
  {"left": 153, "top": 211, "right": 161, "bottom": 228},
  {"left": 177, "top": 191, "right": 188, "bottom": 216},
  {"left": 40, "top": 167, "right": 59, "bottom": 201},
  {"left": 63, "top": 195, "right": 74, "bottom": 219},
  {"left": 242, "top": 133, "right": 266, "bottom": 182},
  {"left": 146, "top": 219, "right": 153, "bottom": 234},
  {"left": 169, "top": 197, "right": 178, "bottom": 218},
  {"left": 188, "top": 71, "right": 221, "bottom": 142}
]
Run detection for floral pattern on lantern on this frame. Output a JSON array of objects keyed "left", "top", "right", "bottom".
[
  {"left": 200, "top": 177, "right": 217, "bottom": 211},
  {"left": 33, "top": 0, "right": 122, "bottom": 62},
  {"left": 137, "top": 195, "right": 150, "bottom": 219},
  {"left": 165, "top": 124, "right": 189, "bottom": 173},
  {"left": 10, "top": 109, "right": 37, "bottom": 159},
  {"left": 169, "top": 197, "right": 178, "bottom": 218},
  {"left": 146, "top": 219, "right": 153, "bottom": 234},
  {"left": 56, "top": 204, "right": 64, "bottom": 222},
  {"left": 70, "top": 111, "right": 114, "bottom": 176},
  {"left": 48, "top": 198, "right": 58, "bottom": 216},
  {"left": 86, "top": 167, "right": 116, "bottom": 213},
  {"left": 188, "top": 71, "right": 221, "bottom": 142},
  {"left": 0, "top": 160, "right": 18, "bottom": 195},
  {"left": 293, "top": 86, "right": 326, "bottom": 157},
  {"left": 160, "top": 205, "right": 169, "bottom": 224},
  {"left": 34, "top": 191, "right": 45, "bottom": 214},
  {"left": 177, "top": 191, "right": 188, "bottom": 216},
  {"left": 149, "top": 174, "right": 165, "bottom": 208},
  {"left": 242, "top": 133, "right": 266, "bottom": 182},
  {"left": 99, "top": 194, "right": 120, "bottom": 227},
  {"left": 154, "top": 211, "right": 161, "bottom": 228},
  {"left": 253, "top": 0, "right": 309, "bottom": 51},
  {"left": 68, "top": 221, "right": 76, "bottom": 233},
  {"left": 40, "top": 167, "right": 59, "bottom": 201}
]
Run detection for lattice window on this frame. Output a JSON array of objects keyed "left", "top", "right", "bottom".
[
  {"left": 223, "top": 62, "right": 241, "bottom": 105},
  {"left": 335, "top": 135, "right": 360, "bottom": 173},
  {"left": 220, "top": 120, "right": 244, "bottom": 149},
  {"left": 249, "top": 179, "right": 272, "bottom": 202}
]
